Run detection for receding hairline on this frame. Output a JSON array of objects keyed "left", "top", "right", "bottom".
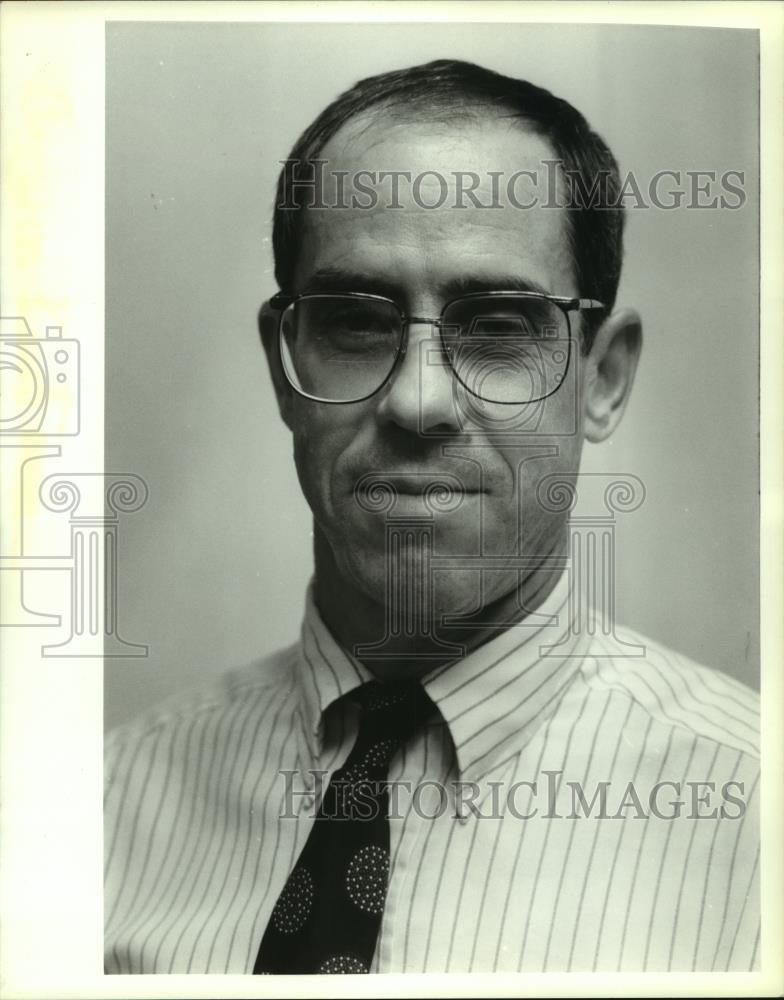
[
  {"left": 290, "top": 101, "right": 577, "bottom": 307},
  {"left": 299, "top": 92, "right": 555, "bottom": 163}
]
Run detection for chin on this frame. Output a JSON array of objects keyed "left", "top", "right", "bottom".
[{"left": 341, "top": 544, "right": 484, "bottom": 622}]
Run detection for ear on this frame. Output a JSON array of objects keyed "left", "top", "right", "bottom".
[
  {"left": 582, "top": 308, "right": 642, "bottom": 443},
  {"left": 259, "top": 300, "right": 294, "bottom": 430}
]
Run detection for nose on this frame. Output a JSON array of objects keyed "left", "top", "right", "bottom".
[{"left": 375, "top": 320, "right": 461, "bottom": 435}]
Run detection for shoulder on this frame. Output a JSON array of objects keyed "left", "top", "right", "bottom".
[
  {"left": 104, "top": 641, "right": 301, "bottom": 782},
  {"left": 579, "top": 625, "right": 759, "bottom": 761}
]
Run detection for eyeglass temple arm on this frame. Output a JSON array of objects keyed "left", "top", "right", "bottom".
[{"left": 557, "top": 297, "right": 606, "bottom": 311}]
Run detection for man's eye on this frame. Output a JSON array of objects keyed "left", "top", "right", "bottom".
[{"left": 330, "top": 309, "right": 388, "bottom": 333}]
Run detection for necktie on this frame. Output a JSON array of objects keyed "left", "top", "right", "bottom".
[{"left": 253, "top": 679, "right": 434, "bottom": 974}]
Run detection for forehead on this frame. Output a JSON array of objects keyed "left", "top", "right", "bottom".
[{"left": 292, "top": 112, "right": 576, "bottom": 304}]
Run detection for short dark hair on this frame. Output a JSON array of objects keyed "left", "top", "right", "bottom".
[{"left": 272, "top": 58, "right": 625, "bottom": 348}]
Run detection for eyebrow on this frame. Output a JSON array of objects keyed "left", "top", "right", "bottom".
[
  {"left": 442, "top": 274, "right": 553, "bottom": 299},
  {"left": 302, "top": 268, "right": 401, "bottom": 298},
  {"left": 300, "top": 267, "right": 554, "bottom": 301}
]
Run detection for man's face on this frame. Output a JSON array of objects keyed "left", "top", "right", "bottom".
[{"left": 279, "top": 114, "right": 589, "bottom": 623}]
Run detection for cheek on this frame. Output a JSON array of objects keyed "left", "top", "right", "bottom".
[
  {"left": 486, "top": 388, "right": 583, "bottom": 482},
  {"left": 290, "top": 410, "right": 333, "bottom": 517},
  {"left": 289, "top": 405, "right": 366, "bottom": 521},
  {"left": 490, "top": 415, "right": 584, "bottom": 544}
]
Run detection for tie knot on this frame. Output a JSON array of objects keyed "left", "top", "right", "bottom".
[
  {"left": 349, "top": 680, "right": 433, "bottom": 770},
  {"left": 354, "top": 679, "right": 432, "bottom": 722}
]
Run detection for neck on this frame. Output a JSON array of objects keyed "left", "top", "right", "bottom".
[{"left": 313, "top": 526, "right": 569, "bottom": 681}]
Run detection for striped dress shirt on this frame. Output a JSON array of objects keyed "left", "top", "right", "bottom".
[{"left": 104, "top": 574, "right": 760, "bottom": 974}]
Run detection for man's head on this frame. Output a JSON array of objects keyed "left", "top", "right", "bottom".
[{"left": 260, "top": 59, "right": 641, "bottom": 658}]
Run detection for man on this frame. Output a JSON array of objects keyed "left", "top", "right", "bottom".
[{"left": 104, "top": 59, "right": 759, "bottom": 974}]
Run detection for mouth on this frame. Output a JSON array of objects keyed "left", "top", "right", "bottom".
[{"left": 352, "top": 471, "right": 482, "bottom": 513}]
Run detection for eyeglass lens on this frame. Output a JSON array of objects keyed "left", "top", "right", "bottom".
[{"left": 279, "top": 293, "right": 570, "bottom": 404}]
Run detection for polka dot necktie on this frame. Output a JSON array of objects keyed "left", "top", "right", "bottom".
[{"left": 253, "top": 679, "right": 434, "bottom": 974}]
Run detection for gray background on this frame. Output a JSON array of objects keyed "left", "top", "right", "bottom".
[{"left": 105, "top": 22, "right": 759, "bottom": 730}]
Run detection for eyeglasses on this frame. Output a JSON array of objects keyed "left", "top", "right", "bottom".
[{"left": 270, "top": 290, "right": 605, "bottom": 405}]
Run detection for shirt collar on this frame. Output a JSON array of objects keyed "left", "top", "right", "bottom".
[
  {"left": 295, "top": 583, "right": 375, "bottom": 763},
  {"left": 422, "top": 571, "right": 586, "bottom": 783},
  {"left": 295, "top": 573, "right": 586, "bottom": 782}
]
